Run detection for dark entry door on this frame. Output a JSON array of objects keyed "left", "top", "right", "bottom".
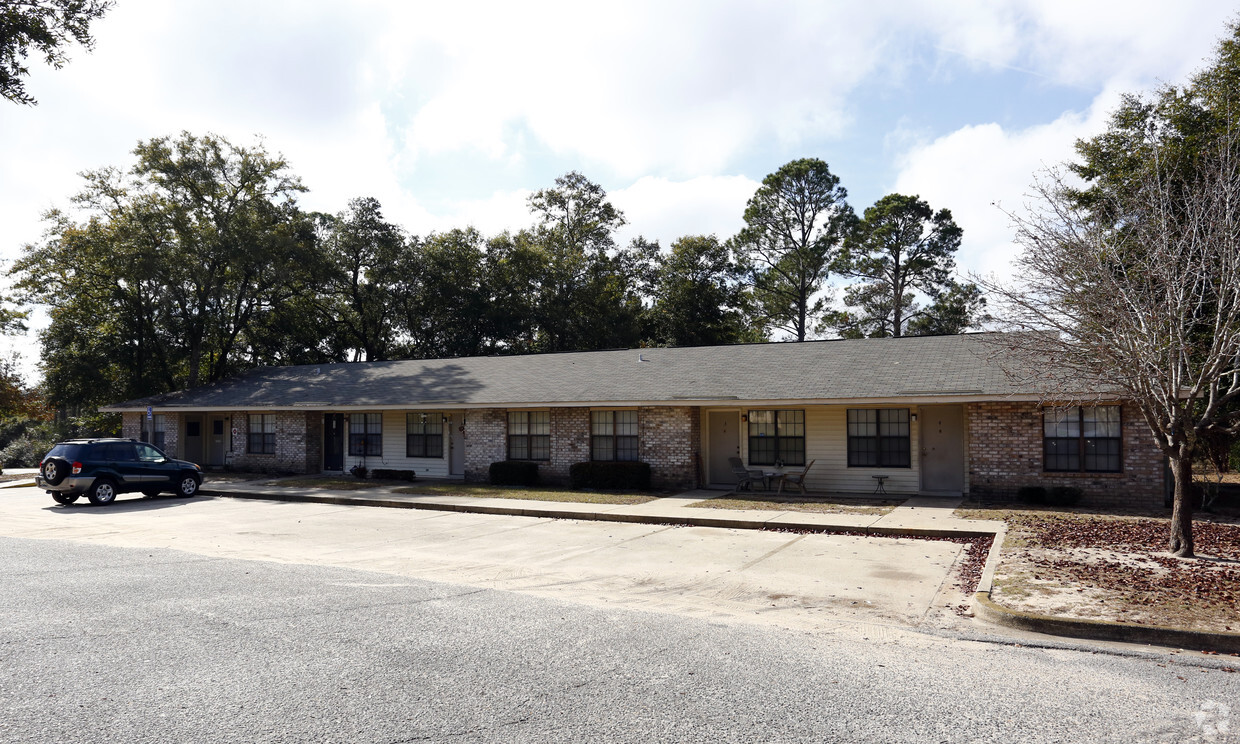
[{"left": 324, "top": 413, "right": 345, "bottom": 471}]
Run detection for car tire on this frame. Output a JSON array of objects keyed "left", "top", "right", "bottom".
[
  {"left": 87, "top": 478, "right": 118, "bottom": 506},
  {"left": 178, "top": 474, "right": 200, "bottom": 497},
  {"left": 42, "top": 458, "right": 71, "bottom": 486},
  {"left": 52, "top": 492, "right": 78, "bottom": 505}
]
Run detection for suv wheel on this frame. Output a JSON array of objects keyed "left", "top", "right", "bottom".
[
  {"left": 87, "top": 478, "right": 118, "bottom": 506},
  {"left": 52, "top": 492, "right": 78, "bottom": 505},
  {"left": 178, "top": 474, "right": 200, "bottom": 497},
  {"left": 42, "top": 458, "right": 71, "bottom": 486}
]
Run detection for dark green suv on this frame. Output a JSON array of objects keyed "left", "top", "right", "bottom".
[{"left": 36, "top": 438, "right": 204, "bottom": 506}]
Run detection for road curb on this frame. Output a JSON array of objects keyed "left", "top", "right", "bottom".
[
  {"left": 973, "top": 590, "right": 1240, "bottom": 654},
  {"left": 210, "top": 489, "right": 999, "bottom": 539}
]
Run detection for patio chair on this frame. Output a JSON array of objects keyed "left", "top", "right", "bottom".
[
  {"left": 728, "top": 457, "right": 766, "bottom": 491},
  {"left": 775, "top": 460, "right": 815, "bottom": 496}
]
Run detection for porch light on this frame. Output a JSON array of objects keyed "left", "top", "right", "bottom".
[{"left": 911, "top": 413, "right": 918, "bottom": 422}]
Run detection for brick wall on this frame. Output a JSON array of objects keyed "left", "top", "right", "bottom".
[
  {"left": 546, "top": 408, "right": 589, "bottom": 482},
  {"left": 462, "top": 408, "right": 507, "bottom": 482},
  {"left": 228, "top": 411, "right": 319, "bottom": 474},
  {"left": 121, "top": 412, "right": 141, "bottom": 440},
  {"left": 639, "top": 406, "right": 700, "bottom": 490},
  {"left": 966, "top": 401, "right": 1165, "bottom": 509},
  {"left": 461, "top": 406, "right": 701, "bottom": 489}
]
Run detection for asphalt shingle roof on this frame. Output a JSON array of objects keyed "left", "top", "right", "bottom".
[{"left": 105, "top": 333, "right": 1037, "bottom": 411}]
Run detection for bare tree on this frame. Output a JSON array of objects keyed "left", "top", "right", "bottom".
[{"left": 982, "top": 131, "right": 1240, "bottom": 557}]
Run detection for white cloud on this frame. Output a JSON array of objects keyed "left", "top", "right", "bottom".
[
  {"left": 611, "top": 175, "right": 759, "bottom": 248},
  {"left": 891, "top": 86, "right": 1124, "bottom": 281}
]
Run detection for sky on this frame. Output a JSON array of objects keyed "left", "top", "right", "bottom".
[{"left": 0, "top": 0, "right": 1235, "bottom": 375}]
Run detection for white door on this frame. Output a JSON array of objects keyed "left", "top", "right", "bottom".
[
  {"left": 920, "top": 405, "right": 965, "bottom": 493},
  {"left": 449, "top": 414, "right": 465, "bottom": 476},
  {"left": 708, "top": 411, "right": 740, "bottom": 487}
]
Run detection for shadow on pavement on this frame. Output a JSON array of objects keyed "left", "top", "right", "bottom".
[{"left": 42, "top": 493, "right": 208, "bottom": 514}]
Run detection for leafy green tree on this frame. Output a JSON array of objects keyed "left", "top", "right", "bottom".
[
  {"left": 400, "top": 227, "right": 497, "bottom": 358},
  {"left": 637, "top": 235, "right": 760, "bottom": 346},
  {"left": 829, "top": 193, "right": 967, "bottom": 338},
  {"left": 319, "top": 197, "right": 406, "bottom": 361},
  {"left": 12, "top": 132, "right": 320, "bottom": 410},
  {"left": 1069, "top": 21, "right": 1240, "bottom": 214},
  {"left": 1, "top": 0, "right": 114, "bottom": 105},
  {"left": 732, "top": 158, "right": 854, "bottom": 341},
  {"left": 525, "top": 171, "right": 643, "bottom": 351}
]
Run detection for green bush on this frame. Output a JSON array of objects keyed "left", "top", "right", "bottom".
[
  {"left": 569, "top": 461, "right": 652, "bottom": 490},
  {"left": 1045, "top": 485, "right": 1083, "bottom": 506},
  {"left": 371, "top": 468, "right": 417, "bottom": 481},
  {"left": 489, "top": 460, "right": 539, "bottom": 486},
  {"left": 0, "top": 426, "right": 60, "bottom": 468},
  {"left": 1016, "top": 485, "right": 1046, "bottom": 504}
]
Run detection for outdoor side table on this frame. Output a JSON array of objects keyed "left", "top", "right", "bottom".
[{"left": 872, "top": 475, "right": 888, "bottom": 494}]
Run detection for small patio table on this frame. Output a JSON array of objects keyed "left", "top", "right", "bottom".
[{"left": 872, "top": 475, "right": 888, "bottom": 494}]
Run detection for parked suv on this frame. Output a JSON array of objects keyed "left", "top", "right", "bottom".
[{"left": 36, "top": 439, "right": 204, "bottom": 506}]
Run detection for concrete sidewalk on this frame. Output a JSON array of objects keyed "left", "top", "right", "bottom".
[{"left": 204, "top": 479, "right": 1003, "bottom": 539}]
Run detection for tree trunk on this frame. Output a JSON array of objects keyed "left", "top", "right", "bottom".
[{"left": 1168, "top": 454, "right": 1195, "bottom": 557}]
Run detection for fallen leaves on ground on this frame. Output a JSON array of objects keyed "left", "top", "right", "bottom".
[{"left": 992, "top": 511, "right": 1240, "bottom": 631}]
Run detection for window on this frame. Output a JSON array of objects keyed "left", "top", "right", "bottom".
[
  {"left": 508, "top": 411, "right": 550, "bottom": 461},
  {"left": 349, "top": 413, "right": 383, "bottom": 456},
  {"left": 1044, "top": 406, "right": 1121, "bottom": 473},
  {"left": 135, "top": 443, "right": 165, "bottom": 462},
  {"left": 101, "top": 442, "right": 136, "bottom": 461},
  {"left": 847, "top": 409, "right": 911, "bottom": 468},
  {"left": 747, "top": 410, "right": 805, "bottom": 466},
  {"left": 591, "top": 410, "right": 638, "bottom": 461},
  {"left": 406, "top": 412, "right": 444, "bottom": 458},
  {"left": 152, "top": 414, "right": 166, "bottom": 450},
  {"left": 248, "top": 414, "right": 275, "bottom": 455}
]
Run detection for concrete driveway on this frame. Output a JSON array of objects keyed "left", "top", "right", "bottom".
[{"left": 0, "top": 486, "right": 969, "bottom": 633}]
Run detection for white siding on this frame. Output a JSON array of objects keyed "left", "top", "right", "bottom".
[
  {"left": 729, "top": 405, "right": 923, "bottom": 494},
  {"left": 342, "top": 410, "right": 452, "bottom": 478}
]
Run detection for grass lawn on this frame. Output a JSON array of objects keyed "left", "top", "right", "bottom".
[
  {"left": 394, "top": 482, "right": 659, "bottom": 505},
  {"left": 260, "top": 476, "right": 659, "bottom": 505},
  {"left": 690, "top": 493, "right": 900, "bottom": 515},
  {"left": 261, "top": 476, "right": 408, "bottom": 491},
  {"left": 957, "top": 501, "right": 1240, "bottom": 632}
]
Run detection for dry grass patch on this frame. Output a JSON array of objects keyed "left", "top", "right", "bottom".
[
  {"left": 260, "top": 476, "right": 399, "bottom": 490},
  {"left": 958, "top": 502, "right": 1240, "bottom": 632},
  {"left": 394, "top": 482, "right": 659, "bottom": 505},
  {"left": 690, "top": 493, "right": 900, "bottom": 515}
]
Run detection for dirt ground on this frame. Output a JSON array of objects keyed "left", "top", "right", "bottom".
[{"left": 958, "top": 502, "right": 1240, "bottom": 633}]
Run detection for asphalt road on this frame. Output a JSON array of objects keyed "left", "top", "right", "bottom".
[{"left": 2, "top": 535, "right": 1237, "bottom": 743}]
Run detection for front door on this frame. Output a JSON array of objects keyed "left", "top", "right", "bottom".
[
  {"left": 920, "top": 405, "right": 965, "bottom": 493},
  {"left": 449, "top": 414, "right": 465, "bottom": 476},
  {"left": 708, "top": 411, "right": 740, "bottom": 487},
  {"left": 324, "top": 413, "right": 345, "bottom": 471},
  {"left": 183, "top": 416, "right": 203, "bottom": 465},
  {"left": 208, "top": 416, "right": 226, "bottom": 467}
]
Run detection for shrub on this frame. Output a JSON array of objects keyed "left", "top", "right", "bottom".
[
  {"left": 1016, "top": 485, "right": 1046, "bottom": 504},
  {"left": 489, "top": 460, "right": 539, "bottom": 486},
  {"left": 1044, "top": 485, "right": 1083, "bottom": 506},
  {"left": 0, "top": 428, "right": 60, "bottom": 468},
  {"left": 371, "top": 468, "right": 417, "bottom": 482},
  {"left": 569, "top": 461, "right": 652, "bottom": 490}
]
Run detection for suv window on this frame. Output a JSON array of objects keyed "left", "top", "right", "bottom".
[
  {"left": 135, "top": 443, "right": 165, "bottom": 462},
  {"left": 46, "top": 444, "right": 83, "bottom": 461},
  {"left": 100, "top": 443, "right": 137, "bottom": 461}
]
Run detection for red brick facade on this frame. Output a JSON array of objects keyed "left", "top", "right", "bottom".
[
  {"left": 458, "top": 406, "right": 701, "bottom": 489},
  {"left": 966, "top": 401, "right": 1166, "bottom": 508}
]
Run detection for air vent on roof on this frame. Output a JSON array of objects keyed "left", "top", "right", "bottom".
[
  {"left": 637, "top": 353, "right": 648, "bottom": 362},
  {"left": 313, "top": 367, "right": 321, "bottom": 374}
]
